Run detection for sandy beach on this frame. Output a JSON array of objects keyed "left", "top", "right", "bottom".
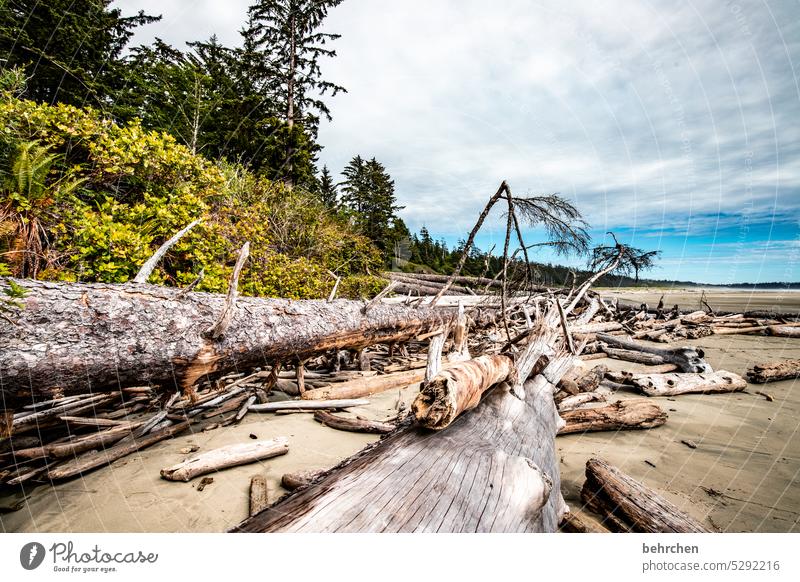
[
  {"left": 2, "top": 312, "right": 799, "bottom": 533},
  {"left": 601, "top": 288, "right": 800, "bottom": 315}
]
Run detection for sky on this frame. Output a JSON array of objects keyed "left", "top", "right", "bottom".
[{"left": 113, "top": 0, "right": 800, "bottom": 284}]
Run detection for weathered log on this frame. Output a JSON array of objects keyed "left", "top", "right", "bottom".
[
  {"left": 412, "top": 354, "right": 514, "bottom": 430},
  {"left": 385, "top": 272, "right": 502, "bottom": 289},
  {"left": 711, "top": 325, "right": 767, "bottom": 335},
  {"left": 767, "top": 325, "right": 800, "bottom": 338},
  {"left": 603, "top": 347, "right": 665, "bottom": 366},
  {"left": 571, "top": 321, "right": 623, "bottom": 334},
  {"left": 558, "top": 400, "right": 667, "bottom": 434},
  {"left": 746, "top": 359, "right": 800, "bottom": 384},
  {"left": 249, "top": 475, "right": 270, "bottom": 517},
  {"left": 390, "top": 281, "right": 469, "bottom": 296},
  {"left": 557, "top": 391, "right": 607, "bottom": 413},
  {"left": 13, "top": 422, "right": 143, "bottom": 460},
  {"left": 581, "top": 458, "right": 709, "bottom": 532},
  {"left": 0, "top": 278, "right": 453, "bottom": 406},
  {"left": 385, "top": 273, "right": 473, "bottom": 295},
  {"left": 608, "top": 370, "right": 746, "bottom": 397},
  {"left": 313, "top": 411, "right": 395, "bottom": 434},
  {"left": 281, "top": 468, "right": 325, "bottom": 491},
  {"left": 160, "top": 437, "right": 289, "bottom": 482},
  {"left": 301, "top": 364, "right": 453, "bottom": 401},
  {"left": 232, "top": 373, "right": 569, "bottom": 533},
  {"left": 249, "top": 398, "right": 369, "bottom": 412},
  {"left": 597, "top": 333, "right": 711, "bottom": 373},
  {"left": 47, "top": 420, "right": 192, "bottom": 480}
]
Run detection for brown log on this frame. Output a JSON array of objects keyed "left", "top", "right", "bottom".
[
  {"left": 301, "top": 367, "right": 431, "bottom": 401},
  {"left": 249, "top": 475, "right": 270, "bottom": 517},
  {"left": 608, "top": 370, "right": 746, "bottom": 396},
  {"left": 580, "top": 458, "right": 709, "bottom": 532},
  {"left": 747, "top": 359, "right": 800, "bottom": 383},
  {"left": 558, "top": 400, "right": 667, "bottom": 434},
  {"left": 412, "top": 354, "right": 514, "bottom": 430},
  {"left": 313, "top": 411, "right": 395, "bottom": 434},
  {"left": 711, "top": 325, "right": 767, "bottom": 335},
  {"left": 161, "top": 437, "right": 289, "bottom": 482},
  {"left": 281, "top": 468, "right": 325, "bottom": 491},
  {"left": 0, "top": 278, "right": 453, "bottom": 406}
]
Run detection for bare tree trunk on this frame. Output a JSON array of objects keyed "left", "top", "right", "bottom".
[{"left": 0, "top": 279, "right": 452, "bottom": 406}]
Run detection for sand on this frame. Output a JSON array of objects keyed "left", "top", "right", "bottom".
[
  {"left": 2, "top": 302, "right": 799, "bottom": 533},
  {"left": 601, "top": 288, "right": 800, "bottom": 314}
]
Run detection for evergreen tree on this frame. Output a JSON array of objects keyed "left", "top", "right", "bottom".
[
  {"left": 340, "top": 156, "right": 404, "bottom": 256},
  {"left": 0, "top": 0, "right": 159, "bottom": 108},
  {"left": 318, "top": 166, "right": 338, "bottom": 208},
  {"left": 243, "top": 0, "right": 345, "bottom": 185}
]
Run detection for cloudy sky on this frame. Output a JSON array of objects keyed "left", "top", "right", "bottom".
[{"left": 114, "top": 0, "right": 800, "bottom": 284}]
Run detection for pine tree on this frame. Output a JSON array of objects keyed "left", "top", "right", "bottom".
[
  {"left": 0, "top": 0, "right": 159, "bottom": 107},
  {"left": 318, "top": 166, "right": 338, "bottom": 208},
  {"left": 243, "top": 0, "right": 345, "bottom": 186},
  {"left": 340, "top": 156, "right": 404, "bottom": 256}
]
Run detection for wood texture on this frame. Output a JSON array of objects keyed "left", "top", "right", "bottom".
[
  {"left": 161, "top": 437, "right": 289, "bottom": 482},
  {"left": 597, "top": 333, "right": 712, "bottom": 373},
  {"left": 609, "top": 370, "right": 747, "bottom": 396},
  {"left": 0, "top": 278, "right": 453, "bottom": 406},
  {"left": 558, "top": 400, "right": 667, "bottom": 434},
  {"left": 313, "top": 411, "right": 395, "bottom": 434},
  {"left": 232, "top": 374, "right": 568, "bottom": 533},
  {"left": 580, "top": 458, "right": 709, "bottom": 532},
  {"left": 747, "top": 359, "right": 800, "bottom": 384}
]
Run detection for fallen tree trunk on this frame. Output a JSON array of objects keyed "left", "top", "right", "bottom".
[
  {"left": 301, "top": 367, "right": 431, "bottom": 401},
  {"left": 580, "top": 458, "right": 709, "bottom": 532},
  {"left": 385, "top": 273, "right": 473, "bottom": 295},
  {"left": 558, "top": 400, "right": 667, "bottom": 434},
  {"left": 767, "top": 325, "right": 800, "bottom": 338},
  {"left": 0, "top": 278, "right": 452, "bottom": 406},
  {"left": 313, "top": 411, "right": 395, "bottom": 434},
  {"left": 608, "top": 370, "right": 746, "bottom": 396},
  {"left": 160, "top": 437, "right": 289, "bottom": 482},
  {"left": 232, "top": 373, "right": 568, "bottom": 533},
  {"left": 747, "top": 359, "right": 800, "bottom": 384},
  {"left": 597, "top": 333, "right": 712, "bottom": 373},
  {"left": 385, "top": 272, "right": 502, "bottom": 289}
]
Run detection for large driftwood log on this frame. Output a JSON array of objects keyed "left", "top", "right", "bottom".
[
  {"left": 581, "top": 458, "right": 709, "bottom": 532},
  {"left": 608, "top": 370, "right": 746, "bottom": 396},
  {"left": 558, "top": 400, "right": 667, "bottom": 434},
  {"left": 767, "top": 325, "right": 800, "bottom": 338},
  {"left": 0, "top": 278, "right": 452, "bottom": 406},
  {"left": 597, "top": 333, "right": 712, "bottom": 373},
  {"left": 160, "top": 437, "right": 289, "bottom": 482},
  {"left": 232, "top": 374, "right": 568, "bottom": 533},
  {"left": 747, "top": 359, "right": 800, "bottom": 384}
]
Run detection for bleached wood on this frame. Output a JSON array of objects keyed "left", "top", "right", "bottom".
[{"left": 161, "top": 437, "right": 289, "bottom": 482}]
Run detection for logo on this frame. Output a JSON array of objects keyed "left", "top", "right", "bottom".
[{"left": 20, "top": 542, "right": 46, "bottom": 570}]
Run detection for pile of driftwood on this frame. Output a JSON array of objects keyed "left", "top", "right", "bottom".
[{"left": 2, "top": 196, "right": 799, "bottom": 533}]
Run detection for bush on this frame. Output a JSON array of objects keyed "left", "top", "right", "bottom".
[{"left": 0, "top": 95, "right": 382, "bottom": 299}]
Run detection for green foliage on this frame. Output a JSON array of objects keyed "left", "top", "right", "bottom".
[
  {"left": 0, "top": 96, "right": 382, "bottom": 299},
  {"left": 0, "top": 276, "right": 26, "bottom": 317},
  {"left": 0, "top": 0, "right": 159, "bottom": 108},
  {"left": 338, "top": 275, "right": 385, "bottom": 300}
]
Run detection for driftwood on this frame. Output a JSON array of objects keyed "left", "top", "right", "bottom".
[
  {"left": 603, "top": 347, "right": 665, "bottom": 366},
  {"left": 581, "top": 458, "right": 709, "bottom": 532},
  {"left": 0, "top": 278, "right": 453, "bottom": 406},
  {"left": 300, "top": 367, "right": 432, "bottom": 400},
  {"left": 558, "top": 400, "right": 667, "bottom": 434},
  {"left": 249, "top": 475, "right": 270, "bottom": 516},
  {"left": 313, "top": 411, "right": 395, "bottom": 434},
  {"left": 597, "top": 333, "right": 711, "bottom": 373},
  {"left": 608, "top": 370, "right": 747, "bottom": 397},
  {"left": 249, "top": 399, "right": 369, "bottom": 412},
  {"left": 281, "top": 468, "right": 325, "bottom": 491},
  {"left": 233, "top": 373, "right": 569, "bottom": 533},
  {"left": 386, "top": 272, "right": 501, "bottom": 289},
  {"left": 767, "top": 325, "right": 800, "bottom": 338},
  {"left": 557, "top": 391, "right": 607, "bottom": 412},
  {"left": 47, "top": 421, "right": 192, "bottom": 480},
  {"left": 160, "top": 437, "right": 289, "bottom": 482},
  {"left": 747, "top": 359, "right": 800, "bottom": 384}
]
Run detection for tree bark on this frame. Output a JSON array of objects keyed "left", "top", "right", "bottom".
[
  {"left": 608, "top": 370, "right": 746, "bottom": 397},
  {"left": 747, "top": 359, "right": 800, "bottom": 384},
  {"left": 160, "top": 437, "right": 289, "bottom": 482},
  {"left": 580, "top": 458, "right": 709, "bottom": 532},
  {"left": 558, "top": 400, "right": 667, "bottom": 434},
  {"left": 0, "top": 279, "right": 452, "bottom": 406}
]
